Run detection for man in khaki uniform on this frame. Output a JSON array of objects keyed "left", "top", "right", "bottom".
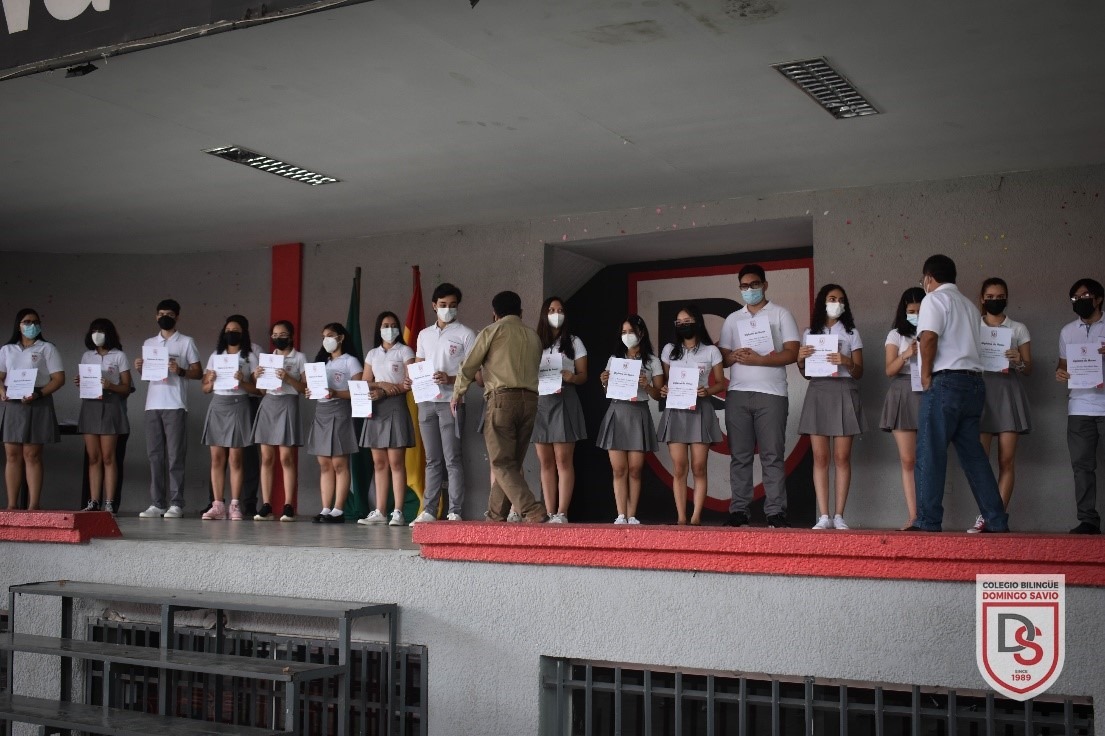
[{"left": 452, "top": 291, "right": 547, "bottom": 522}]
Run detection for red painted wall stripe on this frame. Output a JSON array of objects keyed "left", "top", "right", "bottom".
[
  {"left": 413, "top": 524, "right": 1105, "bottom": 587},
  {"left": 269, "top": 243, "right": 303, "bottom": 511}
]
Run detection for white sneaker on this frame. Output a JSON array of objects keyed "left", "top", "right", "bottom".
[
  {"left": 139, "top": 505, "right": 166, "bottom": 518},
  {"left": 833, "top": 515, "right": 850, "bottom": 530},
  {"left": 627, "top": 516, "right": 641, "bottom": 525},
  {"left": 812, "top": 515, "right": 833, "bottom": 530},
  {"left": 446, "top": 513, "right": 462, "bottom": 521},
  {"left": 506, "top": 511, "right": 522, "bottom": 522},
  {"left": 614, "top": 514, "right": 628, "bottom": 525},
  {"left": 358, "top": 510, "right": 387, "bottom": 525},
  {"left": 548, "top": 513, "right": 567, "bottom": 523},
  {"left": 163, "top": 505, "right": 183, "bottom": 519},
  {"left": 966, "top": 515, "right": 985, "bottom": 533},
  {"left": 408, "top": 511, "right": 436, "bottom": 527},
  {"left": 389, "top": 509, "right": 405, "bottom": 527}
]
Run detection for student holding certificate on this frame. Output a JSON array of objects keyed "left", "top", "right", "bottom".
[
  {"left": 880, "top": 287, "right": 926, "bottom": 529},
  {"left": 0, "top": 308, "right": 64, "bottom": 511},
  {"left": 200, "top": 316, "right": 260, "bottom": 521},
  {"left": 304, "top": 323, "right": 363, "bottom": 523},
  {"left": 657, "top": 305, "right": 724, "bottom": 525},
  {"left": 1055, "top": 278, "right": 1105, "bottom": 534},
  {"left": 249, "top": 320, "right": 306, "bottom": 522},
  {"left": 75, "top": 319, "right": 131, "bottom": 514},
  {"left": 796, "top": 285, "right": 866, "bottom": 530},
  {"left": 973, "top": 278, "right": 1032, "bottom": 533},
  {"left": 531, "top": 297, "right": 589, "bottom": 523},
  {"left": 357, "top": 311, "right": 416, "bottom": 527}
]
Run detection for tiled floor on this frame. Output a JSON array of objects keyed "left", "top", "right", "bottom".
[{"left": 113, "top": 517, "right": 420, "bottom": 551}]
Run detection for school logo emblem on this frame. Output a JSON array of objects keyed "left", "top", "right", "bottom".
[
  {"left": 1080, "top": 345, "right": 1089, "bottom": 356},
  {"left": 449, "top": 344, "right": 458, "bottom": 356},
  {"left": 990, "top": 329, "right": 999, "bottom": 338},
  {"left": 333, "top": 372, "right": 345, "bottom": 382},
  {"left": 976, "top": 574, "right": 1065, "bottom": 701}
]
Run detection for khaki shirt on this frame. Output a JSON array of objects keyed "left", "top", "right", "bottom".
[{"left": 454, "top": 315, "right": 542, "bottom": 398}]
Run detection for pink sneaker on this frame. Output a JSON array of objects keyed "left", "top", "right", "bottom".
[
  {"left": 202, "top": 500, "right": 227, "bottom": 520},
  {"left": 229, "top": 501, "right": 244, "bottom": 521}
]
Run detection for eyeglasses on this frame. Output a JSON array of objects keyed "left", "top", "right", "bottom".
[
  {"left": 738, "top": 281, "right": 764, "bottom": 291},
  {"left": 674, "top": 320, "right": 697, "bottom": 326},
  {"left": 1071, "top": 293, "right": 1095, "bottom": 302},
  {"left": 19, "top": 319, "right": 40, "bottom": 326},
  {"left": 981, "top": 295, "right": 1007, "bottom": 301}
]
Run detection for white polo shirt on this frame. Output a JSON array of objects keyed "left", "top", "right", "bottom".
[
  {"left": 604, "top": 354, "right": 664, "bottom": 402},
  {"left": 143, "top": 331, "right": 201, "bottom": 412},
  {"left": 80, "top": 349, "right": 130, "bottom": 387},
  {"left": 1059, "top": 316, "right": 1105, "bottom": 416},
  {"left": 365, "top": 344, "right": 415, "bottom": 385},
  {"left": 2, "top": 340, "right": 64, "bottom": 387},
  {"left": 660, "top": 342, "right": 722, "bottom": 388},
  {"left": 717, "top": 302, "right": 800, "bottom": 397},
  {"left": 546, "top": 335, "right": 588, "bottom": 373},
  {"left": 803, "top": 322, "right": 863, "bottom": 358},
  {"left": 415, "top": 322, "right": 476, "bottom": 402},
  {"left": 266, "top": 350, "right": 307, "bottom": 397},
  {"left": 917, "top": 283, "right": 984, "bottom": 373},
  {"left": 319, "top": 353, "right": 363, "bottom": 404}
]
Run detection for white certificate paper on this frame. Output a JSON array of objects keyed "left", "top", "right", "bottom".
[
  {"left": 1067, "top": 343, "right": 1104, "bottom": 390},
  {"left": 305, "top": 362, "right": 329, "bottom": 400},
  {"left": 348, "top": 380, "right": 373, "bottom": 418},
  {"left": 665, "top": 364, "right": 698, "bottom": 410},
  {"left": 979, "top": 326, "right": 1014, "bottom": 373},
  {"left": 606, "top": 358, "right": 643, "bottom": 401},
  {"left": 408, "top": 361, "right": 442, "bottom": 403},
  {"left": 736, "top": 318, "right": 775, "bottom": 356},
  {"left": 141, "top": 345, "right": 169, "bottom": 382},
  {"left": 212, "top": 354, "right": 239, "bottom": 392},
  {"left": 538, "top": 353, "right": 563, "bottom": 396},
  {"left": 804, "top": 335, "right": 840, "bottom": 378},
  {"left": 79, "top": 364, "right": 103, "bottom": 400},
  {"left": 4, "top": 369, "right": 37, "bottom": 400},
  {"left": 910, "top": 357, "right": 923, "bottom": 392},
  {"left": 257, "top": 353, "right": 284, "bottom": 391}
]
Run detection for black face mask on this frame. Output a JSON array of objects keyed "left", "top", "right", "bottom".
[
  {"left": 1073, "top": 299, "right": 1097, "bottom": 319},
  {"left": 157, "top": 315, "right": 176, "bottom": 331},
  {"left": 675, "top": 323, "right": 697, "bottom": 340},
  {"left": 273, "top": 337, "right": 292, "bottom": 350},
  {"left": 224, "top": 331, "right": 243, "bottom": 347},
  {"left": 982, "top": 299, "right": 1007, "bottom": 316}
]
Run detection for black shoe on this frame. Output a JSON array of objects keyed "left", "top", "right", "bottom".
[
  {"left": 900, "top": 525, "right": 936, "bottom": 532},
  {"left": 312, "top": 512, "right": 327, "bottom": 523},
  {"left": 280, "top": 505, "right": 296, "bottom": 522},
  {"left": 979, "top": 527, "right": 1010, "bottom": 533},
  {"left": 321, "top": 513, "right": 346, "bottom": 524},
  {"left": 1070, "top": 522, "right": 1102, "bottom": 535},
  {"left": 253, "top": 503, "right": 273, "bottom": 521},
  {"left": 766, "top": 513, "right": 789, "bottom": 528},
  {"left": 724, "top": 511, "right": 750, "bottom": 527}
]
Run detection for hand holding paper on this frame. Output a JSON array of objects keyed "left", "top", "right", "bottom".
[{"left": 79, "top": 364, "right": 103, "bottom": 400}]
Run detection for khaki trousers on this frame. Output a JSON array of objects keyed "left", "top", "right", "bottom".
[{"left": 483, "top": 390, "right": 546, "bottom": 522}]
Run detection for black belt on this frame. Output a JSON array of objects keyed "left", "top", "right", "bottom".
[
  {"left": 491, "top": 387, "right": 536, "bottom": 394},
  {"left": 933, "top": 369, "right": 982, "bottom": 376}
]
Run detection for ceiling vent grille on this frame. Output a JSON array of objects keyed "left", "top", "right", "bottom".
[
  {"left": 204, "top": 146, "right": 341, "bottom": 186},
  {"left": 772, "top": 58, "right": 878, "bottom": 119}
]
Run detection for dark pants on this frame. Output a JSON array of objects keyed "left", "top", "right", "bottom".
[
  {"left": 1068, "top": 415, "right": 1104, "bottom": 528},
  {"left": 483, "top": 390, "right": 546, "bottom": 522}
]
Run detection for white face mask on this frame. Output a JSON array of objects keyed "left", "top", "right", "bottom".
[
  {"left": 547, "top": 313, "right": 565, "bottom": 329},
  {"left": 380, "top": 327, "right": 400, "bottom": 344},
  {"left": 91, "top": 331, "right": 106, "bottom": 347},
  {"left": 437, "top": 307, "right": 457, "bottom": 324},
  {"left": 621, "top": 333, "right": 640, "bottom": 349},
  {"left": 825, "top": 302, "right": 845, "bottom": 319},
  {"left": 906, "top": 313, "right": 920, "bottom": 327},
  {"left": 322, "top": 336, "right": 339, "bottom": 354}
]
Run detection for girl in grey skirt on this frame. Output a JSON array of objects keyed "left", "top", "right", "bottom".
[
  {"left": 881, "top": 287, "right": 926, "bottom": 530},
  {"left": 250, "top": 320, "right": 306, "bottom": 522},
  {"left": 532, "top": 296, "right": 589, "bottom": 523},
  {"left": 796, "top": 284, "right": 865, "bottom": 531},
  {"left": 0, "top": 308, "right": 65, "bottom": 511},
  {"left": 657, "top": 305, "right": 725, "bottom": 526},
  {"left": 357, "top": 311, "right": 415, "bottom": 527},
  {"left": 75, "top": 318, "right": 131, "bottom": 515},
  {"left": 200, "top": 315, "right": 260, "bottom": 521},
  {"left": 597, "top": 315, "right": 664, "bottom": 524},
  {"left": 973, "top": 277, "right": 1033, "bottom": 533}
]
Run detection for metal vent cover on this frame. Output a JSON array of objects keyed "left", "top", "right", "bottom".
[
  {"left": 772, "top": 57, "right": 878, "bottom": 119},
  {"left": 204, "top": 145, "right": 341, "bottom": 186}
]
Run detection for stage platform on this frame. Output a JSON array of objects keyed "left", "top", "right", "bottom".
[{"left": 115, "top": 516, "right": 420, "bottom": 551}]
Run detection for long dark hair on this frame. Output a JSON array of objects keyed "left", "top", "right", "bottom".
[
  {"left": 314, "top": 323, "right": 362, "bottom": 363},
  {"left": 270, "top": 320, "right": 296, "bottom": 349},
  {"left": 7, "top": 308, "right": 43, "bottom": 345},
  {"left": 668, "top": 304, "right": 714, "bottom": 362},
  {"left": 893, "top": 287, "right": 926, "bottom": 338},
  {"left": 214, "top": 314, "right": 253, "bottom": 358},
  {"left": 810, "top": 284, "right": 856, "bottom": 335},
  {"left": 84, "top": 318, "right": 123, "bottom": 351},
  {"left": 613, "top": 314, "right": 655, "bottom": 363},
  {"left": 535, "top": 296, "right": 577, "bottom": 360},
  {"left": 372, "top": 311, "right": 405, "bottom": 349}
]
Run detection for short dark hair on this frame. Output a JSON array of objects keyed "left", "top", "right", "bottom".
[
  {"left": 492, "top": 291, "right": 522, "bottom": 317},
  {"left": 156, "top": 299, "right": 181, "bottom": 314},
  {"left": 85, "top": 318, "right": 123, "bottom": 351},
  {"left": 922, "top": 254, "right": 956, "bottom": 284},
  {"left": 738, "top": 264, "right": 766, "bottom": 282},
  {"left": 980, "top": 277, "right": 1008, "bottom": 298},
  {"left": 1069, "top": 278, "right": 1105, "bottom": 301},
  {"left": 431, "top": 283, "right": 462, "bottom": 304}
]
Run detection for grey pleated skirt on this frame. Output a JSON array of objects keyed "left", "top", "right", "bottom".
[
  {"left": 980, "top": 371, "right": 1032, "bottom": 434},
  {"left": 531, "top": 384, "right": 588, "bottom": 444},
  {"left": 657, "top": 397, "right": 722, "bottom": 444},
  {"left": 596, "top": 400, "right": 658, "bottom": 452},
  {"left": 880, "top": 374, "right": 920, "bottom": 432},
  {"left": 202, "top": 394, "right": 254, "bottom": 448},
  {"left": 1, "top": 395, "right": 60, "bottom": 444},
  {"left": 798, "top": 377, "right": 866, "bottom": 437},
  {"left": 78, "top": 392, "right": 130, "bottom": 435},
  {"left": 251, "top": 393, "right": 303, "bottom": 447},
  {"left": 307, "top": 399, "right": 359, "bottom": 457},
  {"left": 359, "top": 395, "right": 415, "bottom": 449}
]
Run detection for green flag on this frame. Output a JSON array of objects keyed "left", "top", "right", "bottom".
[{"left": 345, "top": 268, "right": 372, "bottom": 519}]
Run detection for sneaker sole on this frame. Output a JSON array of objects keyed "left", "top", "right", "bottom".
[{"left": 280, "top": 517, "right": 295, "bottom": 522}]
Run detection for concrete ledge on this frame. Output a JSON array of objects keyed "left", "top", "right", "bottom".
[
  {"left": 0, "top": 511, "right": 122, "bottom": 544},
  {"left": 413, "top": 523, "right": 1105, "bottom": 587}
]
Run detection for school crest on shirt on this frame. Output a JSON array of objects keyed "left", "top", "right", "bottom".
[
  {"left": 333, "top": 372, "right": 346, "bottom": 382},
  {"left": 30, "top": 353, "right": 40, "bottom": 363}
]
